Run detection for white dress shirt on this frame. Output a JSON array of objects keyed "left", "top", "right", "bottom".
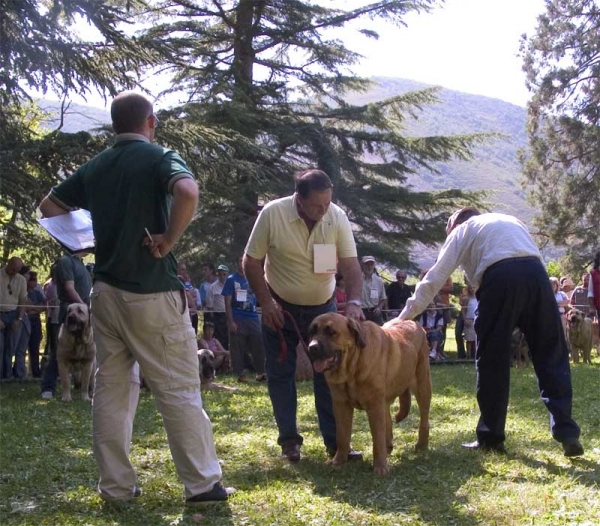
[{"left": 400, "top": 213, "right": 541, "bottom": 320}]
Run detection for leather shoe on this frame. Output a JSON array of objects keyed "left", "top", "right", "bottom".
[
  {"left": 281, "top": 442, "right": 301, "bottom": 462},
  {"left": 327, "top": 448, "right": 363, "bottom": 461},
  {"left": 461, "top": 440, "right": 506, "bottom": 453},
  {"left": 562, "top": 438, "right": 584, "bottom": 457}
]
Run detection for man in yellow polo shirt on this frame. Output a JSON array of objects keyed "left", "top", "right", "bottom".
[{"left": 244, "top": 169, "right": 363, "bottom": 463}]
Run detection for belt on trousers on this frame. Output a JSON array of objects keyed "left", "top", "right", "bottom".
[
  {"left": 268, "top": 287, "right": 332, "bottom": 309},
  {"left": 483, "top": 256, "right": 540, "bottom": 277}
]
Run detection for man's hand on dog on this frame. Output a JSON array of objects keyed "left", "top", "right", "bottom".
[{"left": 345, "top": 302, "right": 364, "bottom": 321}]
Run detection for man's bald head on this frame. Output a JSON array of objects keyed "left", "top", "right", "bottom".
[
  {"left": 5, "top": 257, "right": 23, "bottom": 276},
  {"left": 111, "top": 91, "right": 154, "bottom": 135}
]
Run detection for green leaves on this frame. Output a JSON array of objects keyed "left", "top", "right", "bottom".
[{"left": 520, "top": 0, "right": 600, "bottom": 269}]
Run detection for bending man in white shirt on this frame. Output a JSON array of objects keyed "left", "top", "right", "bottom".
[{"left": 398, "top": 207, "right": 582, "bottom": 457}]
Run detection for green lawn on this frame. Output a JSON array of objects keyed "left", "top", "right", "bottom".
[{"left": 1, "top": 354, "right": 599, "bottom": 526}]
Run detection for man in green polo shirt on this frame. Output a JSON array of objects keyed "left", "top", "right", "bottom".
[{"left": 39, "top": 91, "right": 233, "bottom": 506}]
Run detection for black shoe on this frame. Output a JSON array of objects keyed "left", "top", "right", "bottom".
[
  {"left": 461, "top": 440, "right": 506, "bottom": 453},
  {"left": 326, "top": 448, "right": 364, "bottom": 461},
  {"left": 562, "top": 438, "right": 584, "bottom": 457},
  {"left": 185, "top": 482, "right": 236, "bottom": 507},
  {"left": 282, "top": 442, "right": 301, "bottom": 462},
  {"left": 101, "top": 486, "right": 142, "bottom": 505}
]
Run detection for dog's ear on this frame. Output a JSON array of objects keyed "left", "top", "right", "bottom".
[{"left": 347, "top": 318, "right": 366, "bottom": 348}]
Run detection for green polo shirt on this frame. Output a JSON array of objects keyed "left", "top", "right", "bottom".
[{"left": 49, "top": 135, "right": 193, "bottom": 294}]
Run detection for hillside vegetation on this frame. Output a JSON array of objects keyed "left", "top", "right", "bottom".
[
  {"left": 351, "top": 77, "right": 531, "bottom": 222},
  {"left": 40, "top": 78, "right": 530, "bottom": 220}
]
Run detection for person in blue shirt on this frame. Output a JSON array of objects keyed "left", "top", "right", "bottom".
[{"left": 222, "top": 256, "right": 266, "bottom": 382}]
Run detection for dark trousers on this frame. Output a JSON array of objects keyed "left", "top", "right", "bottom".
[
  {"left": 190, "top": 312, "right": 198, "bottom": 333},
  {"left": 211, "top": 312, "right": 229, "bottom": 350},
  {"left": 455, "top": 313, "right": 466, "bottom": 358},
  {"left": 0, "top": 310, "right": 18, "bottom": 379},
  {"left": 229, "top": 316, "right": 265, "bottom": 376},
  {"left": 27, "top": 317, "right": 42, "bottom": 377},
  {"left": 263, "top": 299, "right": 337, "bottom": 450},
  {"left": 474, "top": 257, "right": 580, "bottom": 445},
  {"left": 41, "top": 322, "right": 61, "bottom": 394}
]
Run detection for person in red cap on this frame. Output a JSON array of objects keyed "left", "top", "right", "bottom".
[{"left": 398, "top": 207, "right": 583, "bottom": 457}]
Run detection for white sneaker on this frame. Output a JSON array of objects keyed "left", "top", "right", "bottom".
[{"left": 41, "top": 391, "right": 53, "bottom": 400}]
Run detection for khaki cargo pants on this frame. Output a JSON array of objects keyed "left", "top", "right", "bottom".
[{"left": 91, "top": 281, "right": 221, "bottom": 500}]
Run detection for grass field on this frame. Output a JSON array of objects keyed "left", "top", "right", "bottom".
[{"left": 1, "top": 346, "right": 599, "bottom": 526}]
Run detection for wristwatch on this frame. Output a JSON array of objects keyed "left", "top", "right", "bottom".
[{"left": 347, "top": 300, "right": 361, "bottom": 307}]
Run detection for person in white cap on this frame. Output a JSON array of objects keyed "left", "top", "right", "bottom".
[
  {"left": 398, "top": 206, "right": 583, "bottom": 457},
  {"left": 360, "top": 256, "right": 387, "bottom": 325}
]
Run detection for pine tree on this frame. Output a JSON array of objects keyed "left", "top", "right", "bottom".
[
  {"left": 139, "top": 0, "right": 486, "bottom": 268},
  {"left": 520, "top": 0, "right": 600, "bottom": 269},
  {"left": 0, "top": 0, "right": 155, "bottom": 264}
]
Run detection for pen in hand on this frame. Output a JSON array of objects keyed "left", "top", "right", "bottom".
[{"left": 144, "top": 227, "right": 162, "bottom": 258}]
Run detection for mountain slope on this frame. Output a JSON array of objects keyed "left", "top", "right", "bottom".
[{"left": 351, "top": 77, "right": 531, "bottom": 222}]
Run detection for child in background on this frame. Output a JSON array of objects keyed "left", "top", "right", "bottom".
[{"left": 198, "top": 321, "right": 230, "bottom": 373}]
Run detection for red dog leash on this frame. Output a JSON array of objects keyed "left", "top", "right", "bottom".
[{"left": 277, "top": 310, "right": 311, "bottom": 364}]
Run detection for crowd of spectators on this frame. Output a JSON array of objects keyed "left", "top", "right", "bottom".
[{"left": 4, "top": 249, "right": 597, "bottom": 384}]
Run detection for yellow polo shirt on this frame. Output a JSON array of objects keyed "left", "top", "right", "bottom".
[{"left": 245, "top": 195, "right": 357, "bottom": 306}]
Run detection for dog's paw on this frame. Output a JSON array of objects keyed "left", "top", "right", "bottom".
[
  {"left": 61, "top": 394, "right": 73, "bottom": 402},
  {"left": 414, "top": 442, "right": 428, "bottom": 452},
  {"left": 82, "top": 395, "right": 92, "bottom": 402},
  {"left": 373, "top": 463, "right": 390, "bottom": 476},
  {"left": 327, "top": 454, "right": 348, "bottom": 467}
]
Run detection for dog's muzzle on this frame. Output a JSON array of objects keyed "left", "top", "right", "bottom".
[{"left": 308, "top": 340, "right": 341, "bottom": 374}]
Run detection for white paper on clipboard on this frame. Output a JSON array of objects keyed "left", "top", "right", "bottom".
[
  {"left": 37, "top": 210, "right": 95, "bottom": 252},
  {"left": 313, "top": 244, "right": 337, "bottom": 274}
]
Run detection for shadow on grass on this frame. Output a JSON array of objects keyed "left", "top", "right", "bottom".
[{"left": 226, "top": 445, "right": 487, "bottom": 526}]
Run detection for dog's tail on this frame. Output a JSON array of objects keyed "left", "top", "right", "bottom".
[{"left": 395, "top": 389, "right": 411, "bottom": 423}]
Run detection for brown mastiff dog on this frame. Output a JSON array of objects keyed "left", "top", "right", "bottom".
[
  {"left": 57, "top": 303, "right": 96, "bottom": 402},
  {"left": 307, "top": 313, "right": 431, "bottom": 475}
]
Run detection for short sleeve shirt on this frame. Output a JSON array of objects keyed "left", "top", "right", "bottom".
[
  {"left": 49, "top": 135, "right": 193, "bottom": 294},
  {"left": 221, "top": 273, "right": 258, "bottom": 320},
  {"left": 245, "top": 195, "right": 357, "bottom": 305},
  {"left": 55, "top": 254, "right": 92, "bottom": 322}
]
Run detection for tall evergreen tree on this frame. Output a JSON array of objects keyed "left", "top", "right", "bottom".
[
  {"left": 520, "top": 0, "right": 600, "bottom": 268},
  {"left": 0, "top": 0, "right": 153, "bottom": 264},
  {"left": 140, "top": 0, "right": 486, "bottom": 267}
]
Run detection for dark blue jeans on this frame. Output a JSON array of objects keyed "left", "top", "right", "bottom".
[
  {"left": 0, "top": 310, "right": 18, "bottom": 379},
  {"left": 41, "top": 322, "right": 60, "bottom": 395},
  {"left": 455, "top": 313, "right": 466, "bottom": 358},
  {"left": 28, "top": 317, "right": 42, "bottom": 377},
  {"left": 475, "top": 257, "right": 580, "bottom": 445},
  {"left": 263, "top": 299, "right": 337, "bottom": 450}
]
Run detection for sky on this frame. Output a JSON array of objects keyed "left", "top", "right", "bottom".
[
  {"left": 346, "top": 0, "right": 546, "bottom": 107},
  {"left": 68, "top": 0, "right": 547, "bottom": 110}
]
